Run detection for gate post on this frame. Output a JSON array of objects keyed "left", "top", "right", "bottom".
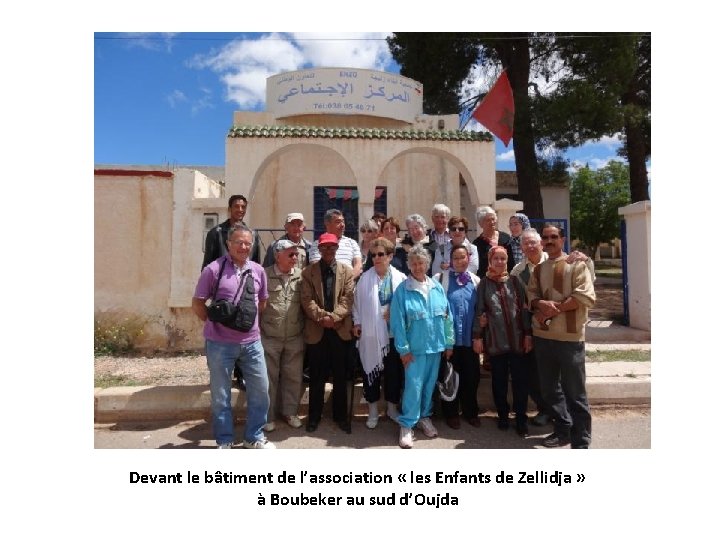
[{"left": 618, "top": 201, "right": 651, "bottom": 331}]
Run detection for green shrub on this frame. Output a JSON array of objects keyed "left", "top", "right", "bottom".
[{"left": 94, "top": 311, "right": 148, "bottom": 356}]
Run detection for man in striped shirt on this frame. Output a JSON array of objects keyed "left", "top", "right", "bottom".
[{"left": 308, "top": 209, "right": 362, "bottom": 278}]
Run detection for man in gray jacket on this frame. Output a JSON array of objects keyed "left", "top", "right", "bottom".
[{"left": 261, "top": 240, "right": 305, "bottom": 431}]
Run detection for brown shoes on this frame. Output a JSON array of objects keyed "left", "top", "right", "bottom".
[{"left": 446, "top": 416, "right": 461, "bottom": 429}]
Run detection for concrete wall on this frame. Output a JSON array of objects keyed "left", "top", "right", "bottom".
[{"left": 95, "top": 170, "right": 212, "bottom": 350}]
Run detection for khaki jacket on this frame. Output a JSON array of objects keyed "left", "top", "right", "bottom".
[
  {"left": 300, "top": 261, "right": 355, "bottom": 344},
  {"left": 260, "top": 265, "right": 304, "bottom": 339}
]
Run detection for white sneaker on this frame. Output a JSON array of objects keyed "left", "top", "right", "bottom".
[
  {"left": 264, "top": 422, "right": 276, "bottom": 432},
  {"left": 418, "top": 417, "right": 438, "bottom": 438},
  {"left": 386, "top": 402, "right": 400, "bottom": 423},
  {"left": 366, "top": 402, "right": 379, "bottom": 429},
  {"left": 217, "top": 442, "right": 233, "bottom": 449},
  {"left": 284, "top": 415, "right": 302, "bottom": 428},
  {"left": 399, "top": 426, "right": 414, "bottom": 449},
  {"left": 243, "top": 438, "right": 276, "bottom": 449}
]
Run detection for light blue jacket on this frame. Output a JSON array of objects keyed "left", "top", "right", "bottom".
[{"left": 390, "top": 277, "right": 454, "bottom": 356}]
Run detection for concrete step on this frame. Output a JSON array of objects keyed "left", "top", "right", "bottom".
[{"left": 95, "top": 363, "right": 650, "bottom": 423}]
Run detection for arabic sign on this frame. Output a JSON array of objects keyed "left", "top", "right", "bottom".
[{"left": 267, "top": 68, "right": 423, "bottom": 123}]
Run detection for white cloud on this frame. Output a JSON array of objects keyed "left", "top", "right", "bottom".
[
  {"left": 191, "top": 87, "right": 214, "bottom": 116},
  {"left": 166, "top": 90, "right": 187, "bottom": 108},
  {"left": 292, "top": 32, "right": 392, "bottom": 69},
  {"left": 124, "top": 32, "right": 177, "bottom": 53},
  {"left": 190, "top": 32, "right": 393, "bottom": 108},
  {"left": 497, "top": 150, "right": 515, "bottom": 162}
]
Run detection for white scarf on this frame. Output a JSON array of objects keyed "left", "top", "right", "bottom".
[{"left": 354, "top": 266, "right": 406, "bottom": 385}]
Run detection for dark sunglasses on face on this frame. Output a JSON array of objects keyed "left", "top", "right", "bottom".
[
  {"left": 542, "top": 234, "right": 560, "bottom": 240},
  {"left": 449, "top": 226, "right": 465, "bottom": 232},
  {"left": 370, "top": 251, "right": 387, "bottom": 258}
]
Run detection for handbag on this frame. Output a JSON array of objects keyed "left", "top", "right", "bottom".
[{"left": 436, "top": 359, "right": 459, "bottom": 402}]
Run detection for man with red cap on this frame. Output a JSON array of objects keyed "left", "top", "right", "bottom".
[{"left": 300, "top": 233, "right": 356, "bottom": 433}]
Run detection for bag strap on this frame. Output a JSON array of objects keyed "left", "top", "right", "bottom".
[
  {"left": 211, "top": 258, "right": 248, "bottom": 304},
  {"left": 211, "top": 258, "right": 228, "bottom": 301}
]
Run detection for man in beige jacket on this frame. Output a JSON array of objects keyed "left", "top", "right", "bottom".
[
  {"left": 300, "top": 233, "right": 355, "bottom": 434},
  {"left": 527, "top": 224, "right": 596, "bottom": 449}
]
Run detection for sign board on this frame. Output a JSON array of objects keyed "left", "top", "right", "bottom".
[{"left": 267, "top": 68, "right": 423, "bottom": 123}]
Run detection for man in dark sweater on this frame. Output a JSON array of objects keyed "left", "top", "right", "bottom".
[{"left": 202, "top": 195, "right": 260, "bottom": 270}]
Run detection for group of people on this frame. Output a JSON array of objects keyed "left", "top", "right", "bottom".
[{"left": 192, "top": 196, "right": 596, "bottom": 450}]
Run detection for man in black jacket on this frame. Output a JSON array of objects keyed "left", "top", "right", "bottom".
[
  {"left": 202, "top": 195, "right": 260, "bottom": 270},
  {"left": 201, "top": 194, "right": 260, "bottom": 391}
]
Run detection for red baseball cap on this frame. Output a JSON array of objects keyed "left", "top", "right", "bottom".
[{"left": 318, "top": 233, "right": 339, "bottom": 246}]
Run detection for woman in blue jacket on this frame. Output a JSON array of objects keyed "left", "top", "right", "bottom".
[{"left": 391, "top": 244, "right": 454, "bottom": 449}]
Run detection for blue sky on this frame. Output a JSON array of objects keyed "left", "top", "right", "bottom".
[{"left": 95, "top": 32, "right": 632, "bottom": 173}]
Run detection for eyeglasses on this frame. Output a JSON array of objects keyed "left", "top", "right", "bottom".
[
  {"left": 286, "top": 252, "right": 299, "bottom": 258},
  {"left": 541, "top": 234, "right": 560, "bottom": 240},
  {"left": 449, "top": 226, "right": 465, "bottom": 232},
  {"left": 370, "top": 251, "right": 387, "bottom": 258}
]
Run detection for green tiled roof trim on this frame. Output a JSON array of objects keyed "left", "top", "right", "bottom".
[{"left": 227, "top": 125, "right": 494, "bottom": 142}]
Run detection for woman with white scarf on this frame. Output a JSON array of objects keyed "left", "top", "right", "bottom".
[{"left": 352, "top": 237, "right": 407, "bottom": 428}]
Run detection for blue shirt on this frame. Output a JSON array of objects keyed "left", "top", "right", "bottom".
[{"left": 446, "top": 273, "right": 477, "bottom": 347}]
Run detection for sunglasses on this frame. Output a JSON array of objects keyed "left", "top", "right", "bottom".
[
  {"left": 370, "top": 251, "right": 387, "bottom": 258},
  {"left": 449, "top": 226, "right": 465, "bottom": 232},
  {"left": 542, "top": 234, "right": 560, "bottom": 240}
]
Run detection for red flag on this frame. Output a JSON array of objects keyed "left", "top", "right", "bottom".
[{"left": 471, "top": 70, "right": 514, "bottom": 147}]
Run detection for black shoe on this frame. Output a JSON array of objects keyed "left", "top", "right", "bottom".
[
  {"left": 306, "top": 421, "right": 319, "bottom": 433},
  {"left": 497, "top": 417, "right": 510, "bottom": 430},
  {"left": 543, "top": 432, "right": 571, "bottom": 447},
  {"left": 516, "top": 422, "right": 529, "bottom": 438},
  {"left": 337, "top": 420, "right": 351, "bottom": 434}
]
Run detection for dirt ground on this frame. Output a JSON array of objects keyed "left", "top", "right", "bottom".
[{"left": 94, "top": 281, "right": 625, "bottom": 388}]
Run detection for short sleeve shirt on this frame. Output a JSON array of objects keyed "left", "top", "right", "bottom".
[{"left": 194, "top": 255, "right": 269, "bottom": 344}]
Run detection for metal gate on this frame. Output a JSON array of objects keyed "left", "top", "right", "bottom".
[{"left": 620, "top": 219, "right": 629, "bottom": 325}]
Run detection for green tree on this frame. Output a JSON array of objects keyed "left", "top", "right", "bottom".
[
  {"left": 570, "top": 161, "right": 631, "bottom": 258},
  {"left": 535, "top": 33, "right": 650, "bottom": 202},
  {"left": 388, "top": 32, "right": 558, "bottom": 218}
]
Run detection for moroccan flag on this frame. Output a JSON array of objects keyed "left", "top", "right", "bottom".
[{"left": 471, "top": 70, "right": 514, "bottom": 147}]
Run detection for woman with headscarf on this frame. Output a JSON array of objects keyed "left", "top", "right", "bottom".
[
  {"left": 508, "top": 212, "right": 531, "bottom": 267},
  {"left": 433, "top": 244, "right": 482, "bottom": 429},
  {"left": 352, "top": 238, "right": 407, "bottom": 428},
  {"left": 472, "top": 245, "right": 532, "bottom": 437},
  {"left": 391, "top": 244, "right": 454, "bottom": 448},
  {"left": 472, "top": 206, "right": 515, "bottom": 278}
]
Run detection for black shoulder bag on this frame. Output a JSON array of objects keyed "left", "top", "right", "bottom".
[{"left": 206, "top": 259, "right": 258, "bottom": 332}]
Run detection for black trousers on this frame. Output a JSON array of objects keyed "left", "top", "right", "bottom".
[
  {"left": 534, "top": 337, "right": 592, "bottom": 448},
  {"left": 307, "top": 329, "right": 351, "bottom": 424},
  {"left": 490, "top": 352, "right": 529, "bottom": 424},
  {"left": 361, "top": 338, "right": 404, "bottom": 405},
  {"left": 440, "top": 346, "right": 481, "bottom": 419},
  {"left": 526, "top": 350, "right": 551, "bottom": 415}
]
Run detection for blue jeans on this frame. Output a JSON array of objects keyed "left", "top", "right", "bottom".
[{"left": 206, "top": 339, "right": 270, "bottom": 445}]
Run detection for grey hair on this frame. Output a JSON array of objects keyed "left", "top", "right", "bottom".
[
  {"left": 405, "top": 213, "right": 428, "bottom": 230},
  {"left": 360, "top": 218, "right": 379, "bottom": 232},
  {"left": 324, "top": 208, "right": 343, "bottom": 223},
  {"left": 431, "top": 203, "right": 451, "bottom": 218},
  {"left": 521, "top": 228, "right": 541, "bottom": 243},
  {"left": 407, "top": 244, "right": 432, "bottom": 267},
  {"left": 475, "top": 205, "right": 497, "bottom": 224},
  {"left": 228, "top": 223, "right": 254, "bottom": 244}
]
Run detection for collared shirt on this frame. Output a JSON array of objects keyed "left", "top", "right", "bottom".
[
  {"left": 308, "top": 235, "right": 361, "bottom": 269},
  {"left": 319, "top": 259, "right": 337, "bottom": 312}
]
